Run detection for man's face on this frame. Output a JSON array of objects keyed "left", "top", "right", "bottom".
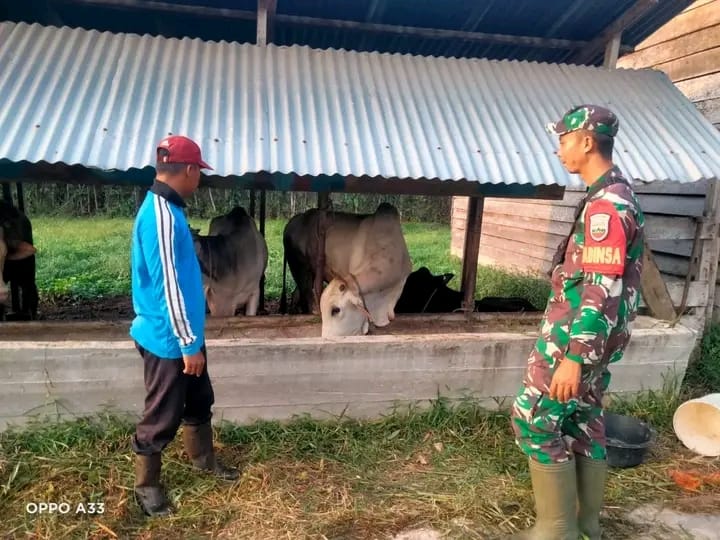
[
  {"left": 182, "top": 164, "right": 201, "bottom": 195},
  {"left": 556, "top": 130, "right": 590, "bottom": 174}
]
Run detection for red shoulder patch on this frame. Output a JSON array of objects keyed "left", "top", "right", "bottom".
[{"left": 582, "top": 199, "right": 626, "bottom": 275}]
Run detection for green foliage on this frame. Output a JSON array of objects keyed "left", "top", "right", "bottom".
[
  {"left": 19, "top": 184, "right": 452, "bottom": 223},
  {"left": 683, "top": 323, "right": 720, "bottom": 395}
]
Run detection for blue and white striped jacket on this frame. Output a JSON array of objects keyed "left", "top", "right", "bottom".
[{"left": 129, "top": 181, "right": 205, "bottom": 359}]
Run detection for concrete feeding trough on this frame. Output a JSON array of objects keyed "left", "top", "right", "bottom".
[{"left": 0, "top": 314, "right": 698, "bottom": 431}]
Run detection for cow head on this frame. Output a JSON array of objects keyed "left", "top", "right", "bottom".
[
  {"left": 0, "top": 227, "right": 36, "bottom": 306},
  {"left": 319, "top": 276, "right": 373, "bottom": 337}
]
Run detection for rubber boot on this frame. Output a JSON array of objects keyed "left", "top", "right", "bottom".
[
  {"left": 507, "top": 458, "right": 580, "bottom": 540},
  {"left": 576, "top": 455, "right": 607, "bottom": 540},
  {"left": 182, "top": 422, "right": 239, "bottom": 481},
  {"left": 134, "top": 453, "right": 172, "bottom": 517}
]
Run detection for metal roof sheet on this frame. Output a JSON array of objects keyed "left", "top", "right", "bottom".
[{"left": 1, "top": 21, "right": 719, "bottom": 190}]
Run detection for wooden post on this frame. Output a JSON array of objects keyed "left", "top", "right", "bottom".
[
  {"left": 259, "top": 188, "right": 267, "bottom": 313},
  {"left": 16, "top": 182, "right": 25, "bottom": 213},
  {"left": 698, "top": 180, "right": 720, "bottom": 326},
  {"left": 249, "top": 189, "right": 256, "bottom": 218},
  {"left": 603, "top": 32, "right": 622, "bottom": 69},
  {"left": 256, "top": 0, "right": 276, "bottom": 46},
  {"left": 460, "top": 196, "right": 484, "bottom": 316},
  {"left": 640, "top": 239, "right": 677, "bottom": 321},
  {"left": 255, "top": 0, "right": 275, "bottom": 313},
  {"left": 317, "top": 191, "right": 330, "bottom": 210},
  {"left": 2, "top": 182, "right": 12, "bottom": 204}
]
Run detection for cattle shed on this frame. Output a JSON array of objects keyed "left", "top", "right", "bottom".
[
  {"left": 2, "top": 0, "right": 720, "bottom": 431},
  {"left": 451, "top": 0, "right": 720, "bottom": 327}
]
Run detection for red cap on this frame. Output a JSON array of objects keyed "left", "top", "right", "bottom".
[{"left": 156, "top": 135, "right": 213, "bottom": 170}]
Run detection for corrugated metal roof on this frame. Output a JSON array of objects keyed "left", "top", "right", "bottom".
[{"left": 1, "top": 21, "right": 719, "bottom": 190}]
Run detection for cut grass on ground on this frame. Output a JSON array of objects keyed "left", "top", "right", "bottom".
[
  {"left": 1, "top": 387, "right": 718, "bottom": 540},
  {"left": 30, "top": 217, "right": 550, "bottom": 309}
]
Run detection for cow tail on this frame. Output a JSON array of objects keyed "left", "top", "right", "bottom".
[{"left": 280, "top": 248, "right": 288, "bottom": 314}]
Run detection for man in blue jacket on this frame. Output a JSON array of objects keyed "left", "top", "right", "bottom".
[{"left": 130, "top": 134, "right": 238, "bottom": 517}]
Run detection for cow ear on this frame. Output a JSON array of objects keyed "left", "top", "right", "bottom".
[
  {"left": 8, "top": 241, "right": 35, "bottom": 260},
  {"left": 442, "top": 273, "right": 454, "bottom": 285}
]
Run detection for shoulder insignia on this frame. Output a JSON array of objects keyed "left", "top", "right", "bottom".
[
  {"left": 589, "top": 212, "right": 610, "bottom": 242},
  {"left": 582, "top": 199, "right": 627, "bottom": 276}
]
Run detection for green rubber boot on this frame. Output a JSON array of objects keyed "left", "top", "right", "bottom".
[
  {"left": 576, "top": 455, "right": 607, "bottom": 540},
  {"left": 506, "top": 458, "right": 580, "bottom": 540}
]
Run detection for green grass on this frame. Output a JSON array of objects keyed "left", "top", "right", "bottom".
[
  {"left": 30, "top": 217, "right": 550, "bottom": 308},
  {"left": 1, "top": 392, "right": 717, "bottom": 540}
]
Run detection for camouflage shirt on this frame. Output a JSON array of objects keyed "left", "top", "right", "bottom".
[{"left": 535, "top": 166, "right": 645, "bottom": 367}]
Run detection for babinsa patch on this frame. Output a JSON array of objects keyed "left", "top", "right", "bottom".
[{"left": 589, "top": 213, "right": 610, "bottom": 242}]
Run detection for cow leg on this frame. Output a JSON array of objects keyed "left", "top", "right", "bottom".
[
  {"left": 245, "top": 287, "right": 260, "bottom": 317},
  {"left": 10, "top": 280, "right": 21, "bottom": 314}
]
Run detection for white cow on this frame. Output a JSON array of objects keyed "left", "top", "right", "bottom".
[
  {"left": 314, "top": 203, "right": 412, "bottom": 336},
  {"left": 192, "top": 206, "right": 268, "bottom": 317}
]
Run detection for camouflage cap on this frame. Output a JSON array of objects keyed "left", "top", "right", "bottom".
[{"left": 545, "top": 104, "right": 619, "bottom": 137}]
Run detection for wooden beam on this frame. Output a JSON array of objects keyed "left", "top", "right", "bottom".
[
  {"left": 571, "top": 0, "right": 659, "bottom": 65},
  {"left": 617, "top": 26, "right": 720, "bottom": 70},
  {"left": 256, "top": 0, "right": 277, "bottom": 47},
  {"left": 640, "top": 238, "right": 678, "bottom": 321},
  {"left": 276, "top": 13, "right": 598, "bottom": 50},
  {"left": 338, "top": 177, "right": 567, "bottom": 199},
  {"left": 653, "top": 47, "right": 720, "bottom": 84},
  {"left": 58, "top": 0, "right": 611, "bottom": 51},
  {"left": 55, "top": 0, "right": 256, "bottom": 21},
  {"left": 461, "top": 196, "right": 484, "bottom": 316},
  {"left": 699, "top": 180, "right": 720, "bottom": 325},
  {"left": 631, "top": 1, "right": 720, "bottom": 52},
  {"left": 603, "top": 32, "right": 622, "bottom": 69}
]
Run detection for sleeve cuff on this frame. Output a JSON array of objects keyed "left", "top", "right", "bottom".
[
  {"left": 180, "top": 339, "right": 203, "bottom": 356},
  {"left": 565, "top": 348, "right": 584, "bottom": 364}
]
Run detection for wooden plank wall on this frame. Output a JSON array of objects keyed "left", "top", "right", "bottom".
[
  {"left": 617, "top": 0, "right": 720, "bottom": 130},
  {"left": 451, "top": 0, "right": 720, "bottom": 317},
  {"left": 451, "top": 180, "right": 712, "bottom": 311}
]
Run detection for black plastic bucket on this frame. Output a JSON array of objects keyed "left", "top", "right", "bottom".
[{"left": 604, "top": 411, "right": 654, "bottom": 468}]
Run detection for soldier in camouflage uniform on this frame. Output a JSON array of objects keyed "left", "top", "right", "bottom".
[{"left": 507, "top": 105, "right": 645, "bottom": 540}]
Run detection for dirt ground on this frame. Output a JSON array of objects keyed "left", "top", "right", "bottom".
[{"left": 37, "top": 295, "right": 283, "bottom": 321}]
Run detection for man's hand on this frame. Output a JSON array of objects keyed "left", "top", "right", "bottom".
[
  {"left": 183, "top": 351, "right": 206, "bottom": 377},
  {"left": 549, "top": 358, "right": 582, "bottom": 403}
]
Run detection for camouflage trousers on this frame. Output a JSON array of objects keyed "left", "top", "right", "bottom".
[{"left": 510, "top": 348, "right": 612, "bottom": 464}]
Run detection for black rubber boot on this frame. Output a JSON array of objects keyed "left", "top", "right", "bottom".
[
  {"left": 134, "top": 453, "right": 172, "bottom": 517},
  {"left": 182, "top": 422, "right": 239, "bottom": 481}
]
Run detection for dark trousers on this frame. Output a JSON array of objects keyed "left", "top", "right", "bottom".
[{"left": 131, "top": 342, "right": 215, "bottom": 455}]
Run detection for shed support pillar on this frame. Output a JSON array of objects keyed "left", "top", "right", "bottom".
[
  {"left": 699, "top": 180, "right": 720, "bottom": 326},
  {"left": 460, "top": 196, "right": 484, "bottom": 316},
  {"left": 317, "top": 191, "right": 331, "bottom": 210},
  {"left": 256, "top": 174, "right": 269, "bottom": 314}
]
